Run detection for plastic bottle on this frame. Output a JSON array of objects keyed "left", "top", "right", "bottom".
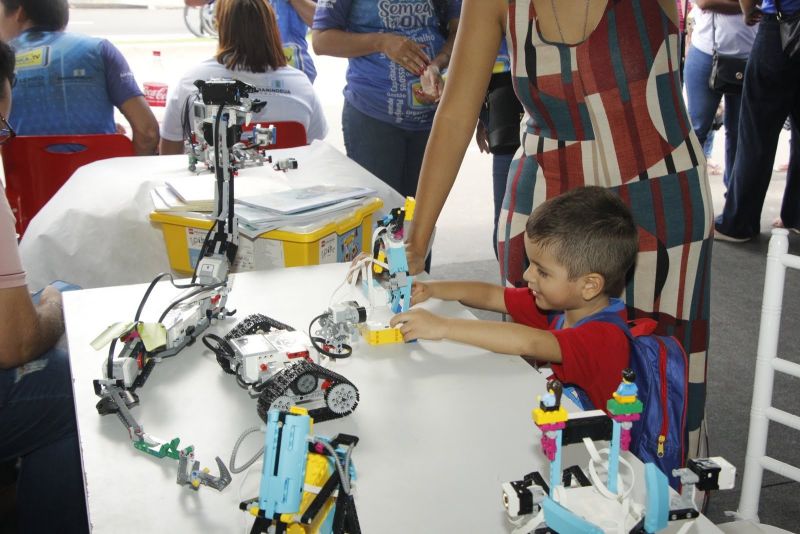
[{"left": 142, "top": 50, "right": 168, "bottom": 122}]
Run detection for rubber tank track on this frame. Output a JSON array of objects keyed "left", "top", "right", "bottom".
[
  {"left": 256, "top": 359, "right": 359, "bottom": 424},
  {"left": 225, "top": 313, "right": 295, "bottom": 340}
]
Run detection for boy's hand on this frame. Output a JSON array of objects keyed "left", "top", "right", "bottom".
[
  {"left": 390, "top": 308, "right": 448, "bottom": 342},
  {"left": 410, "top": 281, "right": 433, "bottom": 306}
]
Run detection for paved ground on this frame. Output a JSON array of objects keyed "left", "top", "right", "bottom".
[{"left": 70, "top": 7, "right": 794, "bottom": 270}]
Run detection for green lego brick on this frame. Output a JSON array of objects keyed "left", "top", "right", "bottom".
[{"left": 606, "top": 398, "right": 644, "bottom": 415}]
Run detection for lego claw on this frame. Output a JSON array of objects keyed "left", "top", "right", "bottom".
[{"left": 177, "top": 453, "right": 232, "bottom": 491}]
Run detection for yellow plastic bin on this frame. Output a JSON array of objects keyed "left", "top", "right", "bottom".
[{"left": 151, "top": 197, "right": 383, "bottom": 275}]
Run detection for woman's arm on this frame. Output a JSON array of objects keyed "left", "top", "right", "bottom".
[
  {"left": 695, "top": 0, "right": 743, "bottom": 14},
  {"left": 405, "top": 0, "right": 506, "bottom": 274},
  {"left": 312, "top": 29, "right": 432, "bottom": 74},
  {"left": 287, "top": 0, "right": 317, "bottom": 27}
]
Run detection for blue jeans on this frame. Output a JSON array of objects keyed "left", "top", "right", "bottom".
[
  {"left": 0, "top": 348, "right": 88, "bottom": 533},
  {"left": 684, "top": 45, "right": 743, "bottom": 188},
  {"left": 716, "top": 16, "right": 800, "bottom": 238},
  {"left": 492, "top": 153, "right": 514, "bottom": 258},
  {"left": 342, "top": 100, "right": 431, "bottom": 198}
]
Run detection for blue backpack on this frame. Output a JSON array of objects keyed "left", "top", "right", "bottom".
[{"left": 562, "top": 312, "right": 689, "bottom": 489}]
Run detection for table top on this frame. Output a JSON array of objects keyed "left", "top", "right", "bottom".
[
  {"left": 65, "top": 263, "right": 556, "bottom": 533},
  {"left": 20, "top": 141, "right": 404, "bottom": 291}
]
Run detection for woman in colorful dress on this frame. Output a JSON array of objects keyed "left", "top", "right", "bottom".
[{"left": 406, "top": 0, "right": 712, "bottom": 457}]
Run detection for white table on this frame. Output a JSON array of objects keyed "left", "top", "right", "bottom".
[
  {"left": 64, "top": 263, "right": 724, "bottom": 533},
  {"left": 64, "top": 263, "right": 556, "bottom": 533},
  {"left": 20, "top": 140, "right": 404, "bottom": 291}
]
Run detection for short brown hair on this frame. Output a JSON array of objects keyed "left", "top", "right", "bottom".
[
  {"left": 0, "top": 0, "right": 69, "bottom": 31},
  {"left": 525, "top": 186, "right": 638, "bottom": 297},
  {"left": 215, "top": 0, "right": 287, "bottom": 72}
]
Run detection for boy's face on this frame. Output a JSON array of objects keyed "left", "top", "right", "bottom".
[{"left": 522, "top": 235, "right": 585, "bottom": 311}]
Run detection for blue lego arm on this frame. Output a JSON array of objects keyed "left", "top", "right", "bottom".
[
  {"left": 644, "top": 462, "right": 669, "bottom": 533},
  {"left": 258, "top": 410, "right": 311, "bottom": 516}
]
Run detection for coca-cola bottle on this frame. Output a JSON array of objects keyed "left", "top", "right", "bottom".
[{"left": 143, "top": 50, "right": 168, "bottom": 121}]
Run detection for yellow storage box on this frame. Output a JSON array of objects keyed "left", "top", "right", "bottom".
[{"left": 151, "top": 197, "right": 383, "bottom": 275}]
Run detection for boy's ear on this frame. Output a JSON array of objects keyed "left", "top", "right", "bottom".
[{"left": 580, "top": 273, "right": 605, "bottom": 301}]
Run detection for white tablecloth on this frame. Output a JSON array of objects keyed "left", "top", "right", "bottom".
[{"left": 19, "top": 141, "right": 404, "bottom": 290}]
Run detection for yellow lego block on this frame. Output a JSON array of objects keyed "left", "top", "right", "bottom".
[
  {"left": 360, "top": 323, "right": 404, "bottom": 345},
  {"left": 532, "top": 407, "right": 569, "bottom": 426},
  {"left": 404, "top": 197, "right": 416, "bottom": 221},
  {"left": 373, "top": 250, "right": 386, "bottom": 274},
  {"left": 612, "top": 393, "right": 637, "bottom": 404}
]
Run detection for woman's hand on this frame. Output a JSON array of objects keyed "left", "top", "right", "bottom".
[
  {"left": 380, "top": 33, "right": 430, "bottom": 75},
  {"left": 405, "top": 243, "right": 427, "bottom": 275},
  {"left": 416, "top": 65, "right": 444, "bottom": 103},
  {"left": 475, "top": 120, "right": 489, "bottom": 153},
  {"left": 744, "top": 5, "right": 762, "bottom": 25},
  {"left": 390, "top": 308, "right": 448, "bottom": 342}
]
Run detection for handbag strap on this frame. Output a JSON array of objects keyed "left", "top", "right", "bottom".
[{"left": 710, "top": 11, "right": 718, "bottom": 54}]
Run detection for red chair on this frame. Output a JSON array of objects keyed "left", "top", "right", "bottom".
[
  {"left": 3, "top": 133, "right": 135, "bottom": 236},
  {"left": 243, "top": 120, "right": 307, "bottom": 149}
]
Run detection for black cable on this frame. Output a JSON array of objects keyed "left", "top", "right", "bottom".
[
  {"left": 308, "top": 313, "right": 352, "bottom": 359},
  {"left": 135, "top": 272, "right": 203, "bottom": 322},
  {"left": 202, "top": 332, "right": 235, "bottom": 360},
  {"left": 157, "top": 281, "right": 224, "bottom": 323}
]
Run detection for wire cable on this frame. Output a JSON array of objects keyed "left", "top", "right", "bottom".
[
  {"left": 308, "top": 313, "right": 352, "bottom": 359},
  {"left": 229, "top": 426, "right": 264, "bottom": 474},
  {"left": 157, "top": 282, "right": 224, "bottom": 323}
]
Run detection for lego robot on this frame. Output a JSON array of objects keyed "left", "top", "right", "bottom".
[
  {"left": 91, "top": 79, "right": 273, "bottom": 491},
  {"left": 239, "top": 407, "right": 360, "bottom": 534},
  {"left": 501, "top": 370, "right": 736, "bottom": 533},
  {"left": 203, "top": 313, "right": 360, "bottom": 424}
]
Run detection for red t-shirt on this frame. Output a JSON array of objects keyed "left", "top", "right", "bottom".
[{"left": 504, "top": 287, "right": 630, "bottom": 411}]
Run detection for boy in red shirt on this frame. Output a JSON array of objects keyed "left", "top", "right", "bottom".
[{"left": 390, "top": 186, "right": 639, "bottom": 410}]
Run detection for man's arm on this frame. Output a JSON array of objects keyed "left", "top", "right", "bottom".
[
  {"left": 159, "top": 139, "right": 184, "bottom": 155},
  {"left": 696, "top": 0, "right": 743, "bottom": 14},
  {"left": 390, "top": 310, "right": 562, "bottom": 362},
  {"left": 0, "top": 286, "right": 64, "bottom": 369},
  {"left": 287, "top": 0, "right": 317, "bottom": 27},
  {"left": 119, "top": 96, "right": 159, "bottom": 155}
]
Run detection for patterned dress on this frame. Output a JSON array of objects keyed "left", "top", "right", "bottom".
[{"left": 499, "top": 0, "right": 712, "bottom": 456}]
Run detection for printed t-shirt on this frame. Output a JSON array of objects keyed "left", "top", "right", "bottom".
[
  {"left": 161, "top": 59, "right": 328, "bottom": 143},
  {"left": 313, "top": 0, "right": 462, "bottom": 130},
  {"left": 9, "top": 30, "right": 142, "bottom": 135},
  {"left": 271, "top": 0, "right": 317, "bottom": 83}
]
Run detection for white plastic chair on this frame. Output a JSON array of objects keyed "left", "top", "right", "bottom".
[{"left": 721, "top": 229, "right": 799, "bottom": 533}]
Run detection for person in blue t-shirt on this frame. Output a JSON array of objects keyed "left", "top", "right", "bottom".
[
  {"left": 271, "top": 0, "right": 318, "bottom": 83},
  {"left": 312, "top": 0, "right": 461, "bottom": 198},
  {"left": 0, "top": 0, "right": 159, "bottom": 155}
]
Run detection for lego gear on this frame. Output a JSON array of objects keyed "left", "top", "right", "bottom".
[{"left": 256, "top": 359, "right": 359, "bottom": 423}]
